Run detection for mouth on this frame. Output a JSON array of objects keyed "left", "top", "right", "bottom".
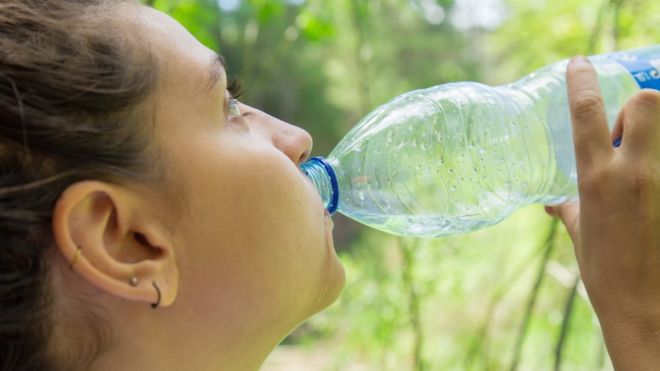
[
  {"left": 324, "top": 210, "right": 334, "bottom": 236},
  {"left": 300, "top": 167, "right": 329, "bottom": 215}
]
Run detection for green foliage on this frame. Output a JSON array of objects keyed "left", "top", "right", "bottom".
[
  {"left": 148, "top": 0, "right": 221, "bottom": 50},
  {"left": 142, "top": 0, "right": 658, "bottom": 369},
  {"left": 296, "top": 7, "right": 335, "bottom": 42}
]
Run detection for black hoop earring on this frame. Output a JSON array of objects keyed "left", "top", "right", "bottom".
[{"left": 151, "top": 281, "right": 161, "bottom": 309}]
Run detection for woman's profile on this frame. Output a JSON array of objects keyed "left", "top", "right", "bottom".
[
  {"left": 2, "top": 1, "right": 660, "bottom": 370},
  {"left": 0, "top": 1, "right": 344, "bottom": 370}
]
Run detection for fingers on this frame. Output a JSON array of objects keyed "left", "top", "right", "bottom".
[
  {"left": 617, "top": 90, "right": 660, "bottom": 156},
  {"left": 546, "top": 201, "right": 580, "bottom": 244},
  {"left": 566, "top": 57, "right": 613, "bottom": 172}
]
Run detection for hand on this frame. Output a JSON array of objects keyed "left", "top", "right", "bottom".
[{"left": 546, "top": 56, "right": 660, "bottom": 370}]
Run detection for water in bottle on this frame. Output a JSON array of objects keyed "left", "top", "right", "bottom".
[{"left": 300, "top": 46, "right": 660, "bottom": 238}]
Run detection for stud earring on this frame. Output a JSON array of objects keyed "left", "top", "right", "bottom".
[{"left": 129, "top": 276, "right": 139, "bottom": 287}]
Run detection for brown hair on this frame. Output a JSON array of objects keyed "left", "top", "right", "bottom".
[{"left": 0, "top": 0, "right": 160, "bottom": 369}]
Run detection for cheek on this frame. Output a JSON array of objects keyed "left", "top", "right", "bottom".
[
  {"left": 178, "top": 142, "right": 327, "bottom": 310},
  {"left": 220, "top": 155, "right": 324, "bottom": 260},
  {"left": 192, "top": 191, "right": 326, "bottom": 320}
]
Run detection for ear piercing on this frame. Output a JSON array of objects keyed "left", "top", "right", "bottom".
[
  {"left": 69, "top": 247, "right": 82, "bottom": 270},
  {"left": 128, "top": 278, "right": 161, "bottom": 309},
  {"left": 151, "top": 281, "right": 161, "bottom": 309},
  {"left": 129, "top": 278, "right": 161, "bottom": 309},
  {"left": 69, "top": 246, "right": 161, "bottom": 309}
]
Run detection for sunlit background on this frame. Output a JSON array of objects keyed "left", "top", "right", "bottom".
[{"left": 143, "top": 0, "right": 660, "bottom": 369}]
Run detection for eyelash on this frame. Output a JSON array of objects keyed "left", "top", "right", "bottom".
[
  {"left": 226, "top": 76, "right": 244, "bottom": 118},
  {"left": 227, "top": 76, "right": 244, "bottom": 99}
]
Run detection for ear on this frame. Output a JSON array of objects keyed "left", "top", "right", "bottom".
[{"left": 52, "top": 181, "right": 178, "bottom": 308}]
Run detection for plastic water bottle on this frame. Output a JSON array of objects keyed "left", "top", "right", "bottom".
[{"left": 301, "top": 46, "right": 660, "bottom": 238}]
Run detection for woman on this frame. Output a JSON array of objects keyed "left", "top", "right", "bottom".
[
  {"left": 1, "top": 1, "right": 659, "bottom": 370},
  {"left": 1, "top": 1, "right": 343, "bottom": 370}
]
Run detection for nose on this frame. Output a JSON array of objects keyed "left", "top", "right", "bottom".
[{"left": 244, "top": 105, "right": 313, "bottom": 165}]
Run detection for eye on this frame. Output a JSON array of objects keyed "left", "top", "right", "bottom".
[
  {"left": 228, "top": 98, "right": 241, "bottom": 117},
  {"left": 225, "top": 76, "right": 244, "bottom": 119}
]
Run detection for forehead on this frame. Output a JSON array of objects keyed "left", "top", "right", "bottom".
[{"left": 131, "top": 4, "right": 223, "bottom": 94}]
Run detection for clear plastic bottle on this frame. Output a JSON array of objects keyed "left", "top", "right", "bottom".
[{"left": 301, "top": 46, "right": 660, "bottom": 238}]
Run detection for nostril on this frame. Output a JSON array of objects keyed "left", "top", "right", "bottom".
[
  {"left": 300, "top": 131, "right": 313, "bottom": 164},
  {"left": 298, "top": 149, "right": 311, "bottom": 164}
]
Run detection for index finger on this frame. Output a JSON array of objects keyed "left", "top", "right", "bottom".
[{"left": 566, "top": 56, "right": 613, "bottom": 172}]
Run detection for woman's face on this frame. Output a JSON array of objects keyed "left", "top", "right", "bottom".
[{"left": 135, "top": 5, "right": 345, "bottom": 338}]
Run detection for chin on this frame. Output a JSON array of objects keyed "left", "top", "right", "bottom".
[{"left": 310, "top": 255, "right": 346, "bottom": 315}]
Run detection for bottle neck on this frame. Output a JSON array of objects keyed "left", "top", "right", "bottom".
[{"left": 300, "top": 156, "right": 339, "bottom": 214}]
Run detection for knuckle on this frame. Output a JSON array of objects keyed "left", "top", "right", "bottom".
[
  {"left": 626, "top": 164, "right": 656, "bottom": 200},
  {"left": 571, "top": 94, "right": 605, "bottom": 121},
  {"left": 629, "top": 90, "right": 660, "bottom": 113}
]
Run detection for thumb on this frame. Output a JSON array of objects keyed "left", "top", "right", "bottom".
[{"left": 545, "top": 200, "right": 580, "bottom": 243}]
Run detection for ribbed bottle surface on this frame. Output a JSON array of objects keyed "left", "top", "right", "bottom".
[{"left": 303, "top": 46, "right": 658, "bottom": 237}]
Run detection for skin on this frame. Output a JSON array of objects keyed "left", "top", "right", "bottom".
[
  {"left": 49, "top": 3, "right": 345, "bottom": 371},
  {"left": 42, "top": 3, "right": 660, "bottom": 370},
  {"left": 547, "top": 57, "right": 660, "bottom": 370}
]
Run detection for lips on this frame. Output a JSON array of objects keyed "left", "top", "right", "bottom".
[
  {"left": 324, "top": 205, "right": 335, "bottom": 226},
  {"left": 324, "top": 210, "right": 334, "bottom": 249},
  {"left": 299, "top": 167, "right": 329, "bottom": 218}
]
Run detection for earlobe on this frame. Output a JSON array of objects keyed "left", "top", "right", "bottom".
[{"left": 52, "top": 180, "right": 178, "bottom": 308}]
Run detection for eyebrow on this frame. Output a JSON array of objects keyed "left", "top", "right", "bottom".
[{"left": 206, "top": 53, "right": 227, "bottom": 92}]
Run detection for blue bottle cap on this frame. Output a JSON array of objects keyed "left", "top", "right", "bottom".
[{"left": 307, "top": 156, "right": 339, "bottom": 214}]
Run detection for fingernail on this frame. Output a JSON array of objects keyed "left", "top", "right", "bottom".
[
  {"left": 613, "top": 137, "right": 622, "bottom": 148},
  {"left": 572, "top": 56, "right": 590, "bottom": 66},
  {"left": 544, "top": 206, "right": 556, "bottom": 216}
]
